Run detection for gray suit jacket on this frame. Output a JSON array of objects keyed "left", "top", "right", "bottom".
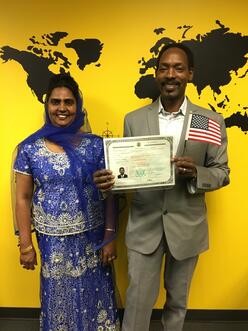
[{"left": 124, "top": 98, "right": 230, "bottom": 260}]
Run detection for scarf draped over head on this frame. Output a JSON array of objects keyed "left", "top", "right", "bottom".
[
  {"left": 12, "top": 94, "right": 89, "bottom": 234},
  {"left": 21, "top": 95, "right": 84, "bottom": 152},
  {"left": 20, "top": 94, "right": 86, "bottom": 185}
]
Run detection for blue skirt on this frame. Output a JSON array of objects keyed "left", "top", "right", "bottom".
[{"left": 37, "top": 227, "right": 120, "bottom": 331}]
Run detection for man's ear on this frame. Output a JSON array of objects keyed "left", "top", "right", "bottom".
[{"left": 188, "top": 69, "right": 194, "bottom": 82}]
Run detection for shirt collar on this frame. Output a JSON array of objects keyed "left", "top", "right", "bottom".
[{"left": 158, "top": 96, "right": 187, "bottom": 116}]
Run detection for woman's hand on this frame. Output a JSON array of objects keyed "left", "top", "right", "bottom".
[
  {"left": 20, "top": 246, "right": 37, "bottom": 270},
  {"left": 101, "top": 240, "right": 117, "bottom": 266},
  {"left": 93, "top": 169, "right": 115, "bottom": 191}
]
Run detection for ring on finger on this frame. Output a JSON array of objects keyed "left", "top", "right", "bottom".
[{"left": 108, "top": 256, "right": 116, "bottom": 261}]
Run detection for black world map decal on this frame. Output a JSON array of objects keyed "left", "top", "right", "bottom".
[
  {"left": 0, "top": 21, "right": 248, "bottom": 133},
  {"left": 0, "top": 32, "right": 103, "bottom": 103}
]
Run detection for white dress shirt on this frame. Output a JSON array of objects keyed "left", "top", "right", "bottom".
[
  {"left": 158, "top": 97, "right": 187, "bottom": 155},
  {"left": 158, "top": 97, "right": 196, "bottom": 193}
]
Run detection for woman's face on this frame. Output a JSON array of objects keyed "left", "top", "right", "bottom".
[{"left": 47, "top": 87, "right": 77, "bottom": 127}]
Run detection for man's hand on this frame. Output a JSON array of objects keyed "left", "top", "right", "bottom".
[
  {"left": 93, "top": 169, "right": 115, "bottom": 191},
  {"left": 173, "top": 156, "right": 197, "bottom": 178}
]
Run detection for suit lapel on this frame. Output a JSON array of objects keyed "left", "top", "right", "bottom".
[
  {"left": 145, "top": 98, "right": 196, "bottom": 155},
  {"left": 176, "top": 98, "right": 194, "bottom": 156},
  {"left": 146, "top": 99, "right": 160, "bottom": 135}
]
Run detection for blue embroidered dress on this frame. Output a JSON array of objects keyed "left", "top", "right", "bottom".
[{"left": 14, "top": 135, "right": 119, "bottom": 331}]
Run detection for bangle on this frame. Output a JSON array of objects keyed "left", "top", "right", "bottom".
[
  {"left": 105, "top": 228, "right": 115, "bottom": 232},
  {"left": 20, "top": 245, "right": 33, "bottom": 254}
]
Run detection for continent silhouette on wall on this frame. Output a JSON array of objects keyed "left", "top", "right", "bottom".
[
  {"left": 135, "top": 20, "right": 248, "bottom": 133},
  {"left": 0, "top": 32, "right": 103, "bottom": 103},
  {"left": 0, "top": 23, "right": 248, "bottom": 133}
]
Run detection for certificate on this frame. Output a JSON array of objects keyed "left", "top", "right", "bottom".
[{"left": 103, "top": 135, "right": 175, "bottom": 191}]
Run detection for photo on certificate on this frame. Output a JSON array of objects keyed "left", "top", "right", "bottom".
[{"left": 103, "top": 135, "right": 175, "bottom": 191}]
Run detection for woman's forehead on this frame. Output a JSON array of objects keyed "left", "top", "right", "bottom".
[{"left": 49, "top": 87, "right": 75, "bottom": 99}]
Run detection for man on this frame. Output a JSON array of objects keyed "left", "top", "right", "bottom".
[
  {"left": 94, "top": 43, "right": 230, "bottom": 331},
  {"left": 117, "top": 167, "right": 128, "bottom": 178}
]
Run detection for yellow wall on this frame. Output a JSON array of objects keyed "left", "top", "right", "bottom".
[{"left": 0, "top": 0, "right": 247, "bottom": 309}]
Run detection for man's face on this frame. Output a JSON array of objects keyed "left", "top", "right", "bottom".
[
  {"left": 155, "top": 47, "right": 193, "bottom": 102},
  {"left": 119, "top": 168, "right": 125, "bottom": 175}
]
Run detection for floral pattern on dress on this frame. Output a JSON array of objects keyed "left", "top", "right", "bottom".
[
  {"left": 14, "top": 135, "right": 105, "bottom": 236},
  {"left": 38, "top": 230, "right": 120, "bottom": 331},
  {"left": 14, "top": 134, "right": 119, "bottom": 330}
]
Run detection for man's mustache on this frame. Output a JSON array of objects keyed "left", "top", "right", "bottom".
[{"left": 161, "top": 79, "right": 180, "bottom": 86}]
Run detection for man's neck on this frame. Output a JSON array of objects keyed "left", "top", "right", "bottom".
[{"left": 161, "top": 96, "right": 185, "bottom": 113}]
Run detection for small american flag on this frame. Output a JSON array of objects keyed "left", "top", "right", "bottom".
[{"left": 186, "top": 114, "right": 221, "bottom": 146}]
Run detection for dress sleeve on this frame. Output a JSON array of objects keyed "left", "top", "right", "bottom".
[
  {"left": 11, "top": 144, "right": 33, "bottom": 235},
  {"left": 13, "top": 145, "right": 32, "bottom": 175},
  {"left": 94, "top": 136, "right": 105, "bottom": 170},
  {"left": 92, "top": 137, "right": 118, "bottom": 249}
]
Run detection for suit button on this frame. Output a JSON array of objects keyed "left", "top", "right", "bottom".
[{"left": 163, "top": 210, "right": 168, "bottom": 215}]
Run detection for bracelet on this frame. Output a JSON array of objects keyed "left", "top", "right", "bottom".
[
  {"left": 105, "top": 228, "right": 115, "bottom": 232},
  {"left": 20, "top": 245, "right": 33, "bottom": 254}
]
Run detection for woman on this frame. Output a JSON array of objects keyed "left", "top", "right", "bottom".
[{"left": 14, "top": 73, "right": 120, "bottom": 330}]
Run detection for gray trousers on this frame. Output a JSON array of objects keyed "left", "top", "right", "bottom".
[{"left": 122, "top": 237, "right": 198, "bottom": 331}]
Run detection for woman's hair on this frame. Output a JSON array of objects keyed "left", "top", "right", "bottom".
[
  {"left": 44, "top": 73, "right": 83, "bottom": 124},
  {"left": 45, "top": 73, "right": 80, "bottom": 103}
]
